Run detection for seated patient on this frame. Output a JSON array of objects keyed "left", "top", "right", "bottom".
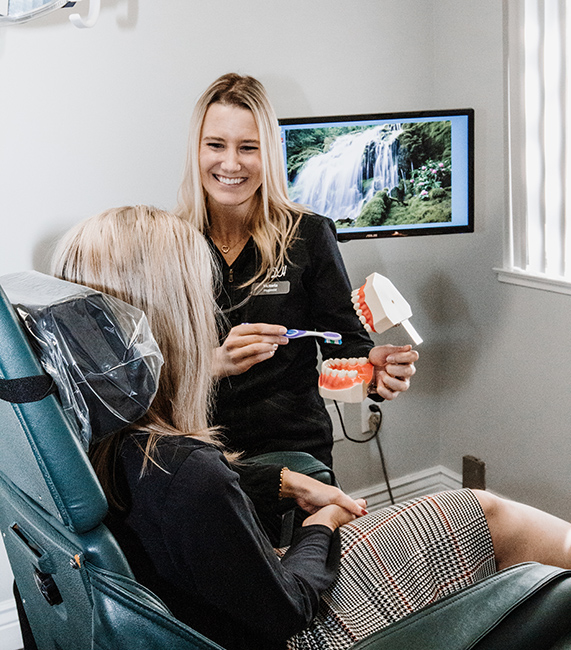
[{"left": 52, "top": 205, "right": 571, "bottom": 650}]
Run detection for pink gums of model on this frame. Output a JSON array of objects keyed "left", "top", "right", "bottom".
[{"left": 318, "top": 357, "right": 374, "bottom": 403}]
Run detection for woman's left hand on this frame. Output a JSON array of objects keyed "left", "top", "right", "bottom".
[
  {"left": 368, "top": 344, "right": 418, "bottom": 400},
  {"left": 280, "top": 470, "right": 367, "bottom": 518}
]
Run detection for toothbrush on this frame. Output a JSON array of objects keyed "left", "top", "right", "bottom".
[{"left": 284, "top": 329, "right": 342, "bottom": 345}]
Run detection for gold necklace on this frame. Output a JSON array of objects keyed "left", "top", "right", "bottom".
[{"left": 215, "top": 234, "right": 249, "bottom": 255}]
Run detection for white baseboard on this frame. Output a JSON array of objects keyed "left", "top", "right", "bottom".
[
  {"left": 0, "top": 598, "right": 22, "bottom": 650},
  {"left": 0, "top": 465, "right": 462, "bottom": 650},
  {"left": 350, "top": 464, "right": 463, "bottom": 511}
]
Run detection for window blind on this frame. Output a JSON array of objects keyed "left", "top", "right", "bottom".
[{"left": 503, "top": 0, "right": 571, "bottom": 290}]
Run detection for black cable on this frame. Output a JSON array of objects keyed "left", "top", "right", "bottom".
[
  {"left": 333, "top": 399, "right": 377, "bottom": 443},
  {"left": 370, "top": 405, "right": 395, "bottom": 505},
  {"left": 333, "top": 400, "right": 395, "bottom": 505}
]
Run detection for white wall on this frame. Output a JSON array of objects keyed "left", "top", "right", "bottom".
[{"left": 1, "top": 1, "right": 571, "bottom": 645}]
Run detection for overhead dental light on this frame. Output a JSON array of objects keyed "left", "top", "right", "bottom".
[{"left": 0, "top": 0, "right": 100, "bottom": 28}]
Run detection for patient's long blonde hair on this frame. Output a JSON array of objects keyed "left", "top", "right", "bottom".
[
  {"left": 52, "top": 206, "right": 223, "bottom": 493},
  {"left": 176, "top": 73, "right": 309, "bottom": 285}
]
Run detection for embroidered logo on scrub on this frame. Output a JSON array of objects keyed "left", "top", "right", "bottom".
[{"left": 270, "top": 265, "right": 287, "bottom": 279}]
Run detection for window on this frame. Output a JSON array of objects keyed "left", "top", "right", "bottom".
[{"left": 499, "top": 0, "right": 571, "bottom": 294}]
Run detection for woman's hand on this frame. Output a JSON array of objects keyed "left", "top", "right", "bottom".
[
  {"left": 302, "top": 503, "right": 368, "bottom": 531},
  {"left": 212, "top": 323, "right": 289, "bottom": 378},
  {"left": 368, "top": 344, "right": 418, "bottom": 401},
  {"left": 281, "top": 470, "right": 368, "bottom": 531}
]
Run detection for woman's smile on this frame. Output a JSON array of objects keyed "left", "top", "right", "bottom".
[{"left": 214, "top": 174, "right": 248, "bottom": 186}]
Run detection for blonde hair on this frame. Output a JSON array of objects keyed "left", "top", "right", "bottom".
[
  {"left": 52, "top": 206, "right": 223, "bottom": 484},
  {"left": 176, "top": 73, "right": 309, "bottom": 285}
]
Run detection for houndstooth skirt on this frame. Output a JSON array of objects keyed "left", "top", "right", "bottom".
[{"left": 288, "top": 489, "right": 496, "bottom": 650}]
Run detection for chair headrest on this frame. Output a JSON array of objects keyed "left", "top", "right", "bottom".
[{"left": 0, "top": 271, "right": 163, "bottom": 449}]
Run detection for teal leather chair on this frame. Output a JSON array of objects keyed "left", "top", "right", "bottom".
[{"left": 1, "top": 272, "right": 571, "bottom": 650}]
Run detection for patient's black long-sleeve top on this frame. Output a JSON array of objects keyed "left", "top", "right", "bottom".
[{"left": 106, "top": 434, "right": 339, "bottom": 650}]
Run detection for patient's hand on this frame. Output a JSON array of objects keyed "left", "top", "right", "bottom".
[
  {"left": 368, "top": 344, "right": 418, "bottom": 400},
  {"left": 302, "top": 503, "right": 367, "bottom": 531},
  {"left": 280, "top": 470, "right": 367, "bottom": 531},
  {"left": 212, "top": 323, "right": 289, "bottom": 378}
]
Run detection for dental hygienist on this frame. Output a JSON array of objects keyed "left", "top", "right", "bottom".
[{"left": 176, "top": 73, "right": 418, "bottom": 466}]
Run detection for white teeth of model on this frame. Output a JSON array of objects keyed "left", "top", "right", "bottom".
[
  {"left": 348, "top": 358, "right": 357, "bottom": 365},
  {"left": 348, "top": 370, "right": 358, "bottom": 379},
  {"left": 364, "top": 324, "right": 372, "bottom": 332},
  {"left": 338, "top": 370, "right": 348, "bottom": 378},
  {"left": 359, "top": 315, "right": 367, "bottom": 324},
  {"left": 358, "top": 357, "right": 368, "bottom": 365},
  {"left": 356, "top": 308, "right": 362, "bottom": 316},
  {"left": 331, "top": 369, "right": 339, "bottom": 377},
  {"left": 323, "top": 365, "right": 332, "bottom": 376}
]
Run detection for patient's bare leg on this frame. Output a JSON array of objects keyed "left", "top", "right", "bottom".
[{"left": 473, "top": 489, "right": 571, "bottom": 571}]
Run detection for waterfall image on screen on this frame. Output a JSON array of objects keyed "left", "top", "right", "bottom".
[{"left": 285, "top": 121, "right": 451, "bottom": 228}]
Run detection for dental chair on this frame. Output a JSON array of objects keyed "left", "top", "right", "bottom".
[{"left": 0, "top": 271, "right": 570, "bottom": 650}]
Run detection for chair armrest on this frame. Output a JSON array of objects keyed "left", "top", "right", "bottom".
[
  {"left": 351, "top": 563, "right": 571, "bottom": 650},
  {"left": 249, "top": 451, "right": 335, "bottom": 485}
]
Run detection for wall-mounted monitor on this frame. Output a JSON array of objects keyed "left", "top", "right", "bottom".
[{"left": 278, "top": 108, "right": 474, "bottom": 241}]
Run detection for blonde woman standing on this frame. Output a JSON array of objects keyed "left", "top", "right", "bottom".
[{"left": 177, "top": 73, "right": 418, "bottom": 466}]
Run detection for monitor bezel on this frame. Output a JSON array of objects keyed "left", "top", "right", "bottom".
[{"left": 278, "top": 108, "right": 475, "bottom": 241}]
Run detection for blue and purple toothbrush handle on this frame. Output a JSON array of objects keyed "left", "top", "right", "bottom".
[{"left": 284, "top": 329, "right": 342, "bottom": 345}]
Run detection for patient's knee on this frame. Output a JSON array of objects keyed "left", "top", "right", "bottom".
[{"left": 471, "top": 489, "right": 501, "bottom": 521}]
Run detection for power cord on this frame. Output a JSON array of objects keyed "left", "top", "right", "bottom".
[
  {"left": 370, "top": 404, "right": 395, "bottom": 505},
  {"left": 333, "top": 400, "right": 395, "bottom": 505},
  {"left": 332, "top": 399, "right": 377, "bottom": 443}
]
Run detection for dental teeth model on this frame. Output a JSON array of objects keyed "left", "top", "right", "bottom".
[
  {"left": 318, "top": 357, "right": 374, "bottom": 403},
  {"left": 351, "top": 272, "right": 422, "bottom": 346},
  {"left": 318, "top": 273, "right": 422, "bottom": 403}
]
